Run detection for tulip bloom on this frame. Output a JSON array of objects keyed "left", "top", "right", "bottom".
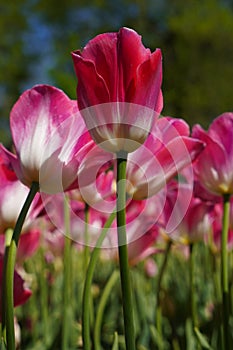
[
  {"left": 0, "top": 147, "right": 41, "bottom": 232},
  {"left": 126, "top": 117, "right": 205, "bottom": 200},
  {"left": 163, "top": 180, "right": 213, "bottom": 244},
  {"left": 72, "top": 27, "right": 163, "bottom": 153},
  {"left": 77, "top": 117, "right": 204, "bottom": 200},
  {"left": 192, "top": 112, "right": 233, "bottom": 196},
  {"left": 2, "top": 84, "right": 94, "bottom": 194}
]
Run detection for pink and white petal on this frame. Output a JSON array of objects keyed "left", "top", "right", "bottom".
[
  {"left": 0, "top": 145, "right": 24, "bottom": 184},
  {"left": 156, "top": 137, "right": 204, "bottom": 182},
  {"left": 208, "top": 112, "right": 233, "bottom": 156},
  {"left": 128, "top": 136, "right": 204, "bottom": 199},
  {"left": 0, "top": 145, "right": 18, "bottom": 183},
  {"left": 156, "top": 117, "right": 191, "bottom": 141},
  {"left": 0, "top": 181, "right": 30, "bottom": 231},
  {"left": 77, "top": 144, "right": 114, "bottom": 188},
  {"left": 10, "top": 86, "right": 78, "bottom": 184},
  {"left": 194, "top": 140, "right": 232, "bottom": 194}
]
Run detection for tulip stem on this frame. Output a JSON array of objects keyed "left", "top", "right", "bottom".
[
  {"left": 83, "top": 203, "right": 90, "bottom": 273},
  {"left": 82, "top": 210, "right": 116, "bottom": 350},
  {"left": 116, "top": 152, "right": 136, "bottom": 350},
  {"left": 190, "top": 243, "right": 198, "bottom": 329},
  {"left": 4, "top": 182, "right": 39, "bottom": 350},
  {"left": 156, "top": 239, "right": 172, "bottom": 350},
  {"left": 62, "top": 195, "right": 72, "bottom": 350},
  {"left": 221, "top": 193, "right": 231, "bottom": 349},
  {"left": 1, "top": 228, "right": 13, "bottom": 344},
  {"left": 94, "top": 269, "right": 119, "bottom": 350}
]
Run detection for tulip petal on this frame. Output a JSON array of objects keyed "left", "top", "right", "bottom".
[
  {"left": 129, "top": 49, "right": 163, "bottom": 112},
  {"left": 72, "top": 52, "right": 110, "bottom": 109},
  {"left": 208, "top": 112, "right": 233, "bottom": 156}
]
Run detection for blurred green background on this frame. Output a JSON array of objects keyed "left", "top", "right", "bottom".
[{"left": 0, "top": 0, "right": 233, "bottom": 146}]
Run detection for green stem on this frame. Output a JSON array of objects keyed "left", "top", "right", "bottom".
[
  {"left": 4, "top": 182, "right": 39, "bottom": 350},
  {"left": 83, "top": 203, "right": 90, "bottom": 273},
  {"left": 1, "top": 228, "right": 13, "bottom": 344},
  {"left": 190, "top": 243, "right": 198, "bottom": 329},
  {"left": 156, "top": 239, "right": 172, "bottom": 350},
  {"left": 94, "top": 270, "right": 119, "bottom": 350},
  {"left": 116, "top": 153, "right": 135, "bottom": 350},
  {"left": 62, "top": 195, "right": 72, "bottom": 350},
  {"left": 82, "top": 210, "right": 116, "bottom": 350},
  {"left": 189, "top": 243, "right": 204, "bottom": 350},
  {"left": 39, "top": 248, "right": 49, "bottom": 346},
  {"left": 221, "top": 194, "right": 231, "bottom": 349}
]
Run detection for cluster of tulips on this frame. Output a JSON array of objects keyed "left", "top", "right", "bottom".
[{"left": 0, "top": 27, "right": 233, "bottom": 349}]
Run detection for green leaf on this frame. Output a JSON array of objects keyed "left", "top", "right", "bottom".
[
  {"left": 112, "top": 332, "right": 119, "bottom": 350},
  {"left": 194, "top": 327, "right": 214, "bottom": 349},
  {"left": 0, "top": 338, "right": 7, "bottom": 350}
]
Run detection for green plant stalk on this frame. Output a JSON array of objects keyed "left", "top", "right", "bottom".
[
  {"left": 156, "top": 239, "right": 172, "bottom": 350},
  {"left": 82, "top": 210, "right": 116, "bottom": 350},
  {"left": 190, "top": 243, "right": 198, "bottom": 329},
  {"left": 39, "top": 247, "right": 49, "bottom": 346},
  {"left": 94, "top": 270, "right": 119, "bottom": 350},
  {"left": 189, "top": 243, "right": 203, "bottom": 350},
  {"left": 1, "top": 228, "right": 13, "bottom": 344},
  {"left": 83, "top": 203, "right": 90, "bottom": 273},
  {"left": 62, "top": 195, "right": 72, "bottom": 350},
  {"left": 112, "top": 332, "right": 119, "bottom": 350},
  {"left": 4, "top": 182, "right": 39, "bottom": 350},
  {"left": 116, "top": 153, "right": 136, "bottom": 350},
  {"left": 221, "top": 194, "right": 231, "bottom": 349}
]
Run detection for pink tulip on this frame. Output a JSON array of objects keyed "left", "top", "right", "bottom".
[
  {"left": 71, "top": 170, "right": 116, "bottom": 213},
  {"left": 193, "top": 179, "right": 221, "bottom": 204},
  {"left": 77, "top": 117, "right": 204, "bottom": 201},
  {"left": 163, "top": 180, "right": 213, "bottom": 244},
  {"left": 0, "top": 254, "right": 32, "bottom": 320},
  {"left": 103, "top": 194, "right": 165, "bottom": 251},
  {"left": 127, "top": 224, "right": 161, "bottom": 265},
  {"left": 0, "top": 147, "right": 41, "bottom": 232},
  {"left": 2, "top": 84, "right": 94, "bottom": 193},
  {"left": 72, "top": 27, "right": 163, "bottom": 153},
  {"left": 192, "top": 112, "right": 233, "bottom": 196},
  {"left": 126, "top": 117, "right": 205, "bottom": 199},
  {"left": 43, "top": 187, "right": 164, "bottom": 249}
]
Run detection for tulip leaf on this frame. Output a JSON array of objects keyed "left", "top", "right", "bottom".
[
  {"left": 112, "top": 332, "right": 119, "bottom": 350},
  {"left": 0, "top": 339, "right": 7, "bottom": 350},
  {"left": 194, "top": 327, "right": 214, "bottom": 349}
]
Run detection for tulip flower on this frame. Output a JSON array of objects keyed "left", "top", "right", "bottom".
[
  {"left": 2, "top": 84, "right": 94, "bottom": 194},
  {"left": 0, "top": 147, "right": 41, "bottom": 233},
  {"left": 127, "top": 117, "right": 205, "bottom": 200},
  {"left": 192, "top": 112, "right": 233, "bottom": 196},
  {"left": 2, "top": 84, "right": 96, "bottom": 349},
  {"left": 163, "top": 179, "right": 213, "bottom": 244},
  {"left": 193, "top": 112, "right": 233, "bottom": 348},
  {"left": 78, "top": 117, "right": 205, "bottom": 200},
  {"left": 72, "top": 27, "right": 163, "bottom": 153}
]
